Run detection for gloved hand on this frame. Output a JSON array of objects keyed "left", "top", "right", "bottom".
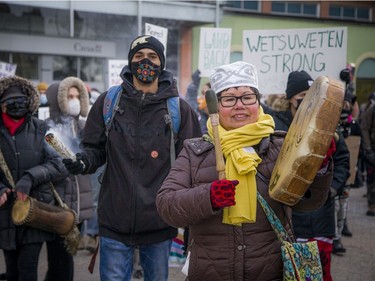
[
  {"left": 210, "top": 179, "right": 238, "bottom": 209},
  {"left": 15, "top": 174, "right": 33, "bottom": 195},
  {"left": 320, "top": 138, "right": 336, "bottom": 168},
  {"left": 62, "top": 153, "right": 86, "bottom": 175},
  {"left": 365, "top": 149, "right": 375, "bottom": 165}
]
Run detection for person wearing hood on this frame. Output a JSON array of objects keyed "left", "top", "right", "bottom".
[
  {"left": 37, "top": 82, "right": 49, "bottom": 107},
  {"left": 44, "top": 77, "right": 94, "bottom": 281},
  {"left": 34, "top": 82, "right": 50, "bottom": 120},
  {"left": 62, "top": 35, "right": 201, "bottom": 280},
  {"left": 0, "top": 76, "right": 68, "bottom": 281}
]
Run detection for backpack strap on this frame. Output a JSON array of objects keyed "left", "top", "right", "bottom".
[
  {"left": 165, "top": 96, "right": 181, "bottom": 165},
  {"left": 167, "top": 96, "right": 180, "bottom": 137},
  {"left": 103, "top": 85, "right": 122, "bottom": 136}
]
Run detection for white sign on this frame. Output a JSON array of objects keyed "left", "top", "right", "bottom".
[
  {"left": 243, "top": 27, "right": 347, "bottom": 95},
  {"left": 0, "top": 61, "right": 17, "bottom": 78},
  {"left": 108, "top": 60, "right": 127, "bottom": 88},
  {"left": 145, "top": 23, "right": 168, "bottom": 59},
  {"left": 199, "top": 28, "right": 232, "bottom": 77},
  {"left": 38, "top": 107, "right": 50, "bottom": 120}
]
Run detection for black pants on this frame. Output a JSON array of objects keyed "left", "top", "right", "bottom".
[
  {"left": 44, "top": 222, "right": 83, "bottom": 281},
  {"left": 44, "top": 236, "right": 74, "bottom": 281},
  {"left": 367, "top": 162, "right": 375, "bottom": 207},
  {"left": 3, "top": 242, "right": 43, "bottom": 281}
]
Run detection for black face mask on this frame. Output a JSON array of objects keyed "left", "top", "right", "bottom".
[
  {"left": 295, "top": 98, "right": 304, "bottom": 110},
  {"left": 4, "top": 97, "right": 29, "bottom": 119},
  {"left": 131, "top": 58, "right": 161, "bottom": 84}
]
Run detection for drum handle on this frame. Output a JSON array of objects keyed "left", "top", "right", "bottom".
[{"left": 0, "top": 148, "right": 15, "bottom": 188}]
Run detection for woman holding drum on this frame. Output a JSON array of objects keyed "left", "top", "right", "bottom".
[
  {"left": 156, "top": 61, "right": 334, "bottom": 281},
  {"left": 0, "top": 76, "right": 68, "bottom": 281}
]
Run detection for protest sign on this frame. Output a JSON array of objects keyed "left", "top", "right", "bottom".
[
  {"left": 243, "top": 27, "right": 347, "bottom": 94},
  {"left": 199, "top": 27, "right": 232, "bottom": 77},
  {"left": 0, "top": 61, "right": 17, "bottom": 78},
  {"left": 145, "top": 23, "right": 168, "bottom": 58},
  {"left": 108, "top": 60, "right": 127, "bottom": 87}
]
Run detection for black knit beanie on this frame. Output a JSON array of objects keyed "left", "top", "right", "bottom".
[
  {"left": 1, "top": 86, "right": 26, "bottom": 102},
  {"left": 128, "top": 35, "right": 165, "bottom": 70},
  {"left": 285, "top": 70, "right": 314, "bottom": 99}
]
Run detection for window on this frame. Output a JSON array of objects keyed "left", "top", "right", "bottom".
[
  {"left": 288, "top": 3, "right": 301, "bottom": 14},
  {"left": 53, "top": 56, "right": 104, "bottom": 82},
  {"left": 225, "top": 1, "right": 241, "bottom": 9},
  {"left": 343, "top": 7, "right": 355, "bottom": 18},
  {"left": 81, "top": 57, "right": 104, "bottom": 82},
  {"left": 244, "top": 1, "right": 259, "bottom": 10},
  {"left": 271, "top": 2, "right": 318, "bottom": 17},
  {"left": 53, "top": 56, "right": 77, "bottom": 81},
  {"left": 303, "top": 4, "right": 317, "bottom": 15},
  {"left": 223, "top": 1, "right": 259, "bottom": 11},
  {"left": 357, "top": 8, "right": 370, "bottom": 20},
  {"left": 271, "top": 2, "right": 284, "bottom": 13},
  {"left": 329, "top": 5, "right": 371, "bottom": 21}
]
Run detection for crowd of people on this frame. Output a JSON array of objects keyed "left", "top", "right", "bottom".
[{"left": 0, "top": 34, "right": 373, "bottom": 281}]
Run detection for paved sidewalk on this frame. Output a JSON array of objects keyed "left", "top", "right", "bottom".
[
  {"left": 329, "top": 186, "right": 375, "bottom": 281},
  {"left": 1, "top": 186, "right": 374, "bottom": 280}
]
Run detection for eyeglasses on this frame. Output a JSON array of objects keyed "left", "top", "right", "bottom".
[{"left": 218, "top": 93, "right": 258, "bottom": 108}]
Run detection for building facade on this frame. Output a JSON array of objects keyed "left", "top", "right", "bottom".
[{"left": 0, "top": 1, "right": 374, "bottom": 102}]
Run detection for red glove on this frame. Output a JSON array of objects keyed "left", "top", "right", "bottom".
[
  {"left": 210, "top": 180, "right": 238, "bottom": 209},
  {"left": 321, "top": 138, "right": 336, "bottom": 168}
]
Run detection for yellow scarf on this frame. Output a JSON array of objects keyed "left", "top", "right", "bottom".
[{"left": 207, "top": 106, "right": 275, "bottom": 225}]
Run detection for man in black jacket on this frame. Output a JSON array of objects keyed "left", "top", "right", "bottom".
[{"left": 63, "top": 35, "right": 201, "bottom": 281}]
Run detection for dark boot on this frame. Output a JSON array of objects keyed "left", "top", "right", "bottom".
[
  {"left": 332, "top": 239, "right": 346, "bottom": 255},
  {"left": 342, "top": 221, "right": 353, "bottom": 237},
  {"left": 0, "top": 273, "right": 6, "bottom": 281}
]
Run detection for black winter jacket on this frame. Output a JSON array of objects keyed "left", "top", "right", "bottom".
[
  {"left": 0, "top": 115, "right": 68, "bottom": 250},
  {"left": 81, "top": 67, "right": 202, "bottom": 245}
]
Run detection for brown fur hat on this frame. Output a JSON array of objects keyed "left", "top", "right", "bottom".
[
  {"left": 0, "top": 76, "right": 39, "bottom": 114},
  {"left": 57, "top": 77, "right": 89, "bottom": 117}
]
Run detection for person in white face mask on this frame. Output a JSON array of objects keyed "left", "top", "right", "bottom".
[
  {"left": 43, "top": 77, "right": 94, "bottom": 281},
  {"left": 37, "top": 82, "right": 49, "bottom": 107},
  {"left": 66, "top": 87, "right": 81, "bottom": 117}
]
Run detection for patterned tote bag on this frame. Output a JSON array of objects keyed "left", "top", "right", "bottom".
[{"left": 257, "top": 192, "right": 323, "bottom": 281}]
